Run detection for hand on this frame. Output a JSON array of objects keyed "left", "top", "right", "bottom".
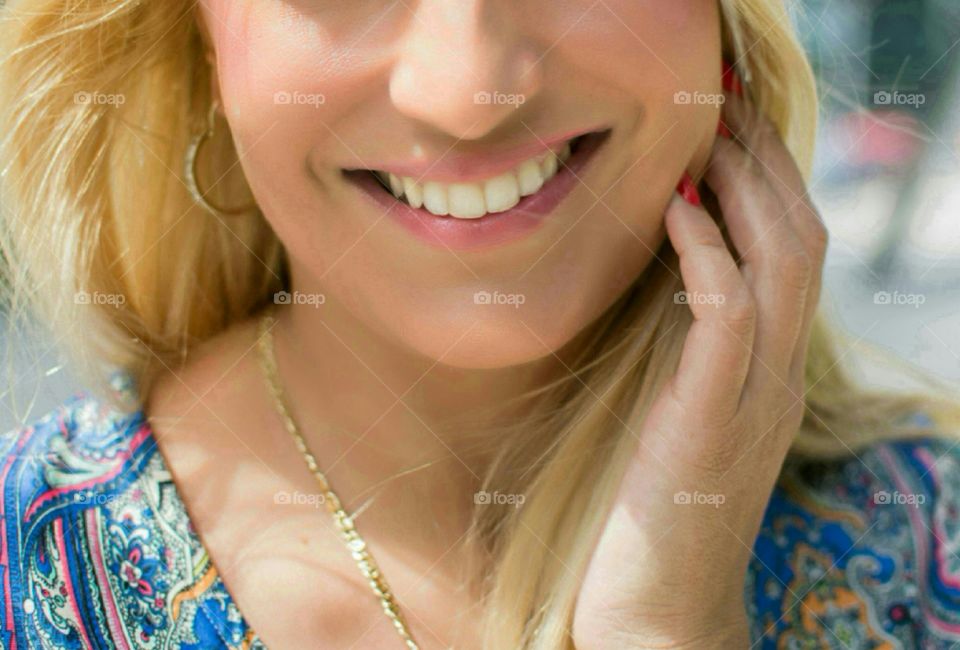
[{"left": 571, "top": 85, "right": 828, "bottom": 650}]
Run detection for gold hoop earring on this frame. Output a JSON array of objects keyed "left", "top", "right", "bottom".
[{"left": 184, "top": 99, "right": 259, "bottom": 216}]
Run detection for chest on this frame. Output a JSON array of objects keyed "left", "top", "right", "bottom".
[{"left": 164, "top": 454, "right": 481, "bottom": 649}]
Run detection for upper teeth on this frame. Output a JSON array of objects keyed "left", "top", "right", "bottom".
[{"left": 376, "top": 142, "right": 572, "bottom": 219}]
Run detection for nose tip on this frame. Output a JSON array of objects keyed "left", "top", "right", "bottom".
[{"left": 389, "top": 32, "right": 543, "bottom": 140}]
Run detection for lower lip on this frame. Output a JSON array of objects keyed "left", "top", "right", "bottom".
[{"left": 344, "top": 131, "right": 610, "bottom": 252}]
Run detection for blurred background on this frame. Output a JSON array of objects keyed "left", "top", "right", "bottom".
[
  {"left": 3, "top": 0, "right": 960, "bottom": 431},
  {"left": 795, "top": 0, "right": 960, "bottom": 391}
]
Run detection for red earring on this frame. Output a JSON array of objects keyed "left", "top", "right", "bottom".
[{"left": 722, "top": 60, "right": 744, "bottom": 97}]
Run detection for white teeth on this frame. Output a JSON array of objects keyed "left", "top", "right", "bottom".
[
  {"left": 422, "top": 182, "right": 449, "bottom": 216},
  {"left": 516, "top": 159, "right": 545, "bottom": 197},
  {"left": 374, "top": 139, "right": 575, "bottom": 219},
  {"left": 388, "top": 173, "right": 404, "bottom": 198},
  {"left": 447, "top": 183, "right": 487, "bottom": 219},
  {"left": 484, "top": 171, "right": 521, "bottom": 213},
  {"left": 540, "top": 152, "right": 558, "bottom": 178},
  {"left": 402, "top": 177, "right": 423, "bottom": 209}
]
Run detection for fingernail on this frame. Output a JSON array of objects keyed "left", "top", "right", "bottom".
[
  {"left": 722, "top": 60, "right": 743, "bottom": 97},
  {"left": 716, "top": 119, "right": 733, "bottom": 139},
  {"left": 676, "top": 172, "right": 701, "bottom": 207}
]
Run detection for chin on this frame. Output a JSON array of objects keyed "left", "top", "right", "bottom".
[{"left": 396, "top": 311, "right": 583, "bottom": 370}]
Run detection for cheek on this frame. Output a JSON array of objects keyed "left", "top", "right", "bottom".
[
  {"left": 203, "top": 1, "right": 400, "bottom": 263},
  {"left": 542, "top": 0, "right": 722, "bottom": 149},
  {"left": 210, "top": 1, "right": 407, "bottom": 121},
  {"left": 545, "top": 0, "right": 718, "bottom": 85},
  {"left": 549, "top": 0, "right": 721, "bottom": 219}
]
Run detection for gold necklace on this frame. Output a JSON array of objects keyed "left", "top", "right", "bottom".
[{"left": 256, "top": 309, "right": 420, "bottom": 650}]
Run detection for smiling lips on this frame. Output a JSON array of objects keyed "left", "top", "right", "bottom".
[
  {"left": 372, "top": 141, "right": 574, "bottom": 219},
  {"left": 343, "top": 129, "right": 609, "bottom": 250}
]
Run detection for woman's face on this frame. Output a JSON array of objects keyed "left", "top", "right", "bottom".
[{"left": 199, "top": 1, "right": 722, "bottom": 368}]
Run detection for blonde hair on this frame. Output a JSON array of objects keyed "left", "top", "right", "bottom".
[{"left": 0, "top": 1, "right": 957, "bottom": 648}]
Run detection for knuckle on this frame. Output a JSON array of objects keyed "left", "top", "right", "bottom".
[
  {"left": 720, "top": 292, "right": 757, "bottom": 336},
  {"left": 687, "top": 229, "right": 727, "bottom": 253}
]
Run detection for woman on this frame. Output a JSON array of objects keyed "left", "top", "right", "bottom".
[{"left": 1, "top": 0, "right": 958, "bottom": 648}]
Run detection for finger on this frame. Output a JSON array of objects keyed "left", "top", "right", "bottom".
[
  {"left": 722, "top": 91, "right": 827, "bottom": 277},
  {"left": 720, "top": 90, "right": 807, "bottom": 208},
  {"left": 720, "top": 91, "right": 829, "bottom": 379},
  {"left": 704, "top": 139, "right": 811, "bottom": 381},
  {"left": 665, "top": 190, "right": 755, "bottom": 422}
]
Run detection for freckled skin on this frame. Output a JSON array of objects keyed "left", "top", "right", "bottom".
[{"left": 199, "top": 0, "right": 721, "bottom": 369}]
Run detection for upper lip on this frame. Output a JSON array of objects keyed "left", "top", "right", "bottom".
[{"left": 345, "top": 125, "right": 609, "bottom": 184}]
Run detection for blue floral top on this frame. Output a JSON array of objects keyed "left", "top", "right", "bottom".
[{"left": 2, "top": 376, "right": 960, "bottom": 649}]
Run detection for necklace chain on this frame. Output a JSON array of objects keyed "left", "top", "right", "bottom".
[{"left": 256, "top": 309, "right": 420, "bottom": 650}]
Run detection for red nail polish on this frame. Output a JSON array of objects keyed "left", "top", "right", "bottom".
[
  {"left": 676, "top": 172, "right": 701, "bottom": 207},
  {"left": 716, "top": 119, "right": 732, "bottom": 139},
  {"left": 722, "top": 60, "right": 743, "bottom": 97}
]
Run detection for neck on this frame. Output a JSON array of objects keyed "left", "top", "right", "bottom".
[
  {"left": 276, "top": 298, "right": 562, "bottom": 463},
  {"left": 268, "top": 282, "right": 573, "bottom": 567}
]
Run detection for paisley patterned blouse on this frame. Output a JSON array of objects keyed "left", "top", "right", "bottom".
[{"left": 2, "top": 374, "right": 960, "bottom": 649}]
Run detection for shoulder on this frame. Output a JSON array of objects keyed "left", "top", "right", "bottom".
[
  {"left": 0, "top": 379, "right": 158, "bottom": 645},
  {"left": 0, "top": 376, "right": 263, "bottom": 649},
  {"left": 0, "top": 378, "right": 155, "bottom": 539},
  {"left": 747, "top": 434, "right": 960, "bottom": 649},
  {"left": 0, "top": 377, "right": 154, "bottom": 533}
]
